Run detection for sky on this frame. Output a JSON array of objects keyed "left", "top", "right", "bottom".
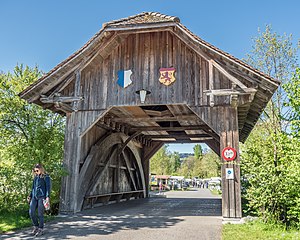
[{"left": 1, "top": 0, "right": 299, "bottom": 153}]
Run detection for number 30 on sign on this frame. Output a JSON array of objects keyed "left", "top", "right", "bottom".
[{"left": 222, "top": 147, "right": 237, "bottom": 161}]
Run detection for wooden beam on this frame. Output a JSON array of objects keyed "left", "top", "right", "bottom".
[
  {"left": 171, "top": 27, "right": 211, "bottom": 61},
  {"left": 73, "top": 70, "right": 81, "bottom": 111},
  {"left": 163, "top": 139, "right": 212, "bottom": 143},
  {"left": 104, "top": 22, "right": 177, "bottom": 32},
  {"left": 54, "top": 102, "right": 74, "bottom": 113},
  {"left": 144, "top": 134, "right": 211, "bottom": 139},
  {"left": 118, "top": 131, "right": 142, "bottom": 155},
  {"left": 204, "top": 89, "right": 256, "bottom": 96},
  {"left": 121, "top": 152, "right": 137, "bottom": 191},
  {"left": 209, "top": 60, "right": 215, "bottom": 107},
  {"left": 130, "top": 125, "right": 208, "bottom": 132},
  {"left": 48, "top": 73, "right": 75, "bottom": 98},
  {"left": 144, "top": 142, "right": 164, "bottom": 162},
  {"left": 205, "top": 139, "right": 220, "bottom": 156},
  {"left": 40, "top": 95, "right": 84, "bottom": 104},
  {"left": 87, "top": 145, "right": 118, "bottom": 194},
  {"left": 211, "top": 60, "right": 252, "bottom": 92},
  {"left": 79, "top": 31, "right": 117, "bottom": 70},
  {"left": 110, "top": 115, "right": 199, "bottom": 122},
  {"left": 144, "top": 109, "right": 172, "bottom": 117}
]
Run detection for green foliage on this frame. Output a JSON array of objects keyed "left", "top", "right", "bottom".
[
  {"left": 150, "top": 145, "right": 220, "bottom": 179},
  {"left": 178, "top": 156, "right": 195, "bottom": 178},
  {"left": 150, "top": 146, "right": 182, "bottom": 175},
  {"left": 170, "top": 151, "right": 181, "bottom": 173},
  {"left": 246, "top": 25, "right": 299, "bottom": 130},
  {"left": 0, "top": 208, "right": 55, "bottom": 233},
  {"left": 150, "top": 145, "right": 172, "bottom": 175},
  {"left": 223, "top": 219, "right": 300, "bottom": 240},
  {"left": 242, "top": 26, "right": 300, "bottom": 229},
  {"left": 284, "top": 68, "right": 300, "bottom": 137},
  {"left": 246, "top": 25, "right": 298, "bottom": 83},
  {"left": 241, "top": 126, "right": 300, "bottom": 227},
  {"left": 0, "top": 65, "right": 66, "bottom": 212},
  {"left": 192, "top": 149, "right": 221, "bottom": 178},
  {"left": 193, "top": 144, "right": 203, "bottom": 160}
]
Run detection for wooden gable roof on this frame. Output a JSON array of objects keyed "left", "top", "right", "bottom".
[{"left": 19, "top": 12, "right": 280, "bottom": 142}]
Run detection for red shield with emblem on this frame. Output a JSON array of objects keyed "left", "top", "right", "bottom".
[{"left": 159, "top": 67, "right": 176, "bottom": 86}]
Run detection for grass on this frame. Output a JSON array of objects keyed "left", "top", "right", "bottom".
[
  {"left": 210, "top": 189, "right": 222, "bottom": 196},
  {"left": 222, "top": 220, "right": 300, "bottom": 240},
  {"left": 0, "top": 209, "right": 55, "bottom": 233}
]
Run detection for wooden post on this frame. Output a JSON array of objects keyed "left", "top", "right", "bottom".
[
  {"left": 59, "top": 70, "right": 82, "bottom": 214},
  {"left": 220, "top": 106, "right": 242, "bottom": 219},
  {"left": 59, "top": 112, "right": 82, "bottom": 213},
  {"left": 142, "top": 148, "right": 150, "bottom": 197},
  {"left": 142, "top": 142, "right": 164, "bottom": 197},
  {"left": 209, "top": 60, "right": 215, "bottom": 107}
]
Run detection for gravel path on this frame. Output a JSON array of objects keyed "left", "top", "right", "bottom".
[{"left": 2, "top": 188, "right": 222, "bottom": 240}]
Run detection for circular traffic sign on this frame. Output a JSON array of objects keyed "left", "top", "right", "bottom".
[{"left": 222, "top": 147, "right": 237, "bottom": 161}]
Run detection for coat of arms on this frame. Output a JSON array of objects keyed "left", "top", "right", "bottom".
[
  {"left": 117, "top": 70, "right": 133, "bottom": 88},
  {"left": 159, "top": 67, "right": 176, "bottom": 86}
]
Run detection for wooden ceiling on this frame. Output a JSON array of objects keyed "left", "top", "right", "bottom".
[{"left": 97, "top": 104, "right": 219, "bottom": 145}]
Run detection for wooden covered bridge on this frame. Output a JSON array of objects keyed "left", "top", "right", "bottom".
[{"left": 20, "top": 12, "right": 279, "bottom": 220}]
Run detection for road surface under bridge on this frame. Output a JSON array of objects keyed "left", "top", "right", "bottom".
[{"left": 2, "top": 188, "right": 222, "bottom": 240}]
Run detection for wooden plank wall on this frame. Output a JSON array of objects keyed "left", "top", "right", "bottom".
[{"left": 62, "top": 31, "right": 232, "bottom": 114}]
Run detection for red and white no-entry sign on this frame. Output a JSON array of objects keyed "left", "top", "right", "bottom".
[{"left": 222, "top": 147, "right": 237, "bottom": 161}]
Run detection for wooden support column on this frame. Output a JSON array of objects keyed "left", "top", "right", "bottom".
[
  {"left": 142, "top": 148, "right": 150, "bottom": 197},
  {"left": 113, "top": 150, "right": 121, "bottom": 193},
  {"left": 142, "top": 142, "right": 164, "bottom": 197},
  {"left": 220, "top": 106, "right": 242, "bottom": 219},
  {"left": 59, "top": 112, "right": 82, "bottom": 213},
  {"left": 209, "top": 60, "right": 215, "bottom": 107},
  {"left": 59, "top": 70, "right": 82, "bottom": 214}
]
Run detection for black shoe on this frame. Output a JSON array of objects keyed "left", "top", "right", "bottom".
[
  {"left": 35, "top": 228, "right": 44, "bottom": 237},
  {"left": 31, "top": 226, "right": 38, "bottom": 235}
]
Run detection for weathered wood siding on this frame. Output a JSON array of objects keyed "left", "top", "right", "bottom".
[
  {"left": 62, "top": 32, "right": 232, "bottom": 112},
  {"left": 80, "top": 124, "right": 107, "bottom": 165}
]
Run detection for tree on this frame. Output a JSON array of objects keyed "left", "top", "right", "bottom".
[
  {"left": 193, "top": 144, "right": 203, "bottom": 160},
  {"left": 246, "top": 25, "right": 298, "bottom": 130},
  {"left": 192, "top": 149, "right": 220, "bottom": 178},
  {"left": 150, "top": 145, "right": 220, "bottom": 179},
  {"left": 150, "top": 145, "right": 172, "bottom": 175},
  {"left": 241, "top": 26, "right": 300, "bottom": 227},
  {"left": 0, "top": 65, "right": 66, "bottom": 211},
  {"left": 284, "top": 68, "right": 300, "bottom": 137},
  {"left": 169, "top": 151, "right": 181, "bottom": 174}
]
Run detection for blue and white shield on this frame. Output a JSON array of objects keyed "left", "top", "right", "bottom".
[{"left": 117, "top": 70, "right": 133, "bottom": 88}]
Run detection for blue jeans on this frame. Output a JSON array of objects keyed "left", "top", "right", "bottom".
[{"left": 29, "top": 197, "right": 45, "bottom": 229}]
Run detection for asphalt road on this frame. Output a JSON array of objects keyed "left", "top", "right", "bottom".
[{"left": 1, "top": 188, "right": 222, "bottom": 240}]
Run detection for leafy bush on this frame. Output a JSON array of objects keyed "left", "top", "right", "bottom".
[{"left": 0, "top": 65, "right": 66, "bottom": 212}]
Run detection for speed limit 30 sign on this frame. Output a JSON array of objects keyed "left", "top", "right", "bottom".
[{"left": 222, "top": 147, "right": 237, "bottom": 161}]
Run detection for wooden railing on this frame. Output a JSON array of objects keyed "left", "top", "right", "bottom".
[{"left": 83, "top": 190, "right": 145, "bottom": 209}]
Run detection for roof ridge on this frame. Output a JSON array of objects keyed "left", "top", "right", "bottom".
[
  {"left": 102, "top": 11, "right": 180, "bottom": 28},
  {"left": 102, "top": 12, "right": 147, "bottom": 27},
  {"left": 147, "top": 12, "right": 180, "bottom": 22}
]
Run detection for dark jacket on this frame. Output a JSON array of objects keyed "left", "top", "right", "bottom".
[{"left": 29, "top": 174, "right": 51, "bottom": 199}]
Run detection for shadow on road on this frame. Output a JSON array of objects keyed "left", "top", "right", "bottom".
[{"left": 2, "top": 196, "right": 221, "bottom": 239}]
